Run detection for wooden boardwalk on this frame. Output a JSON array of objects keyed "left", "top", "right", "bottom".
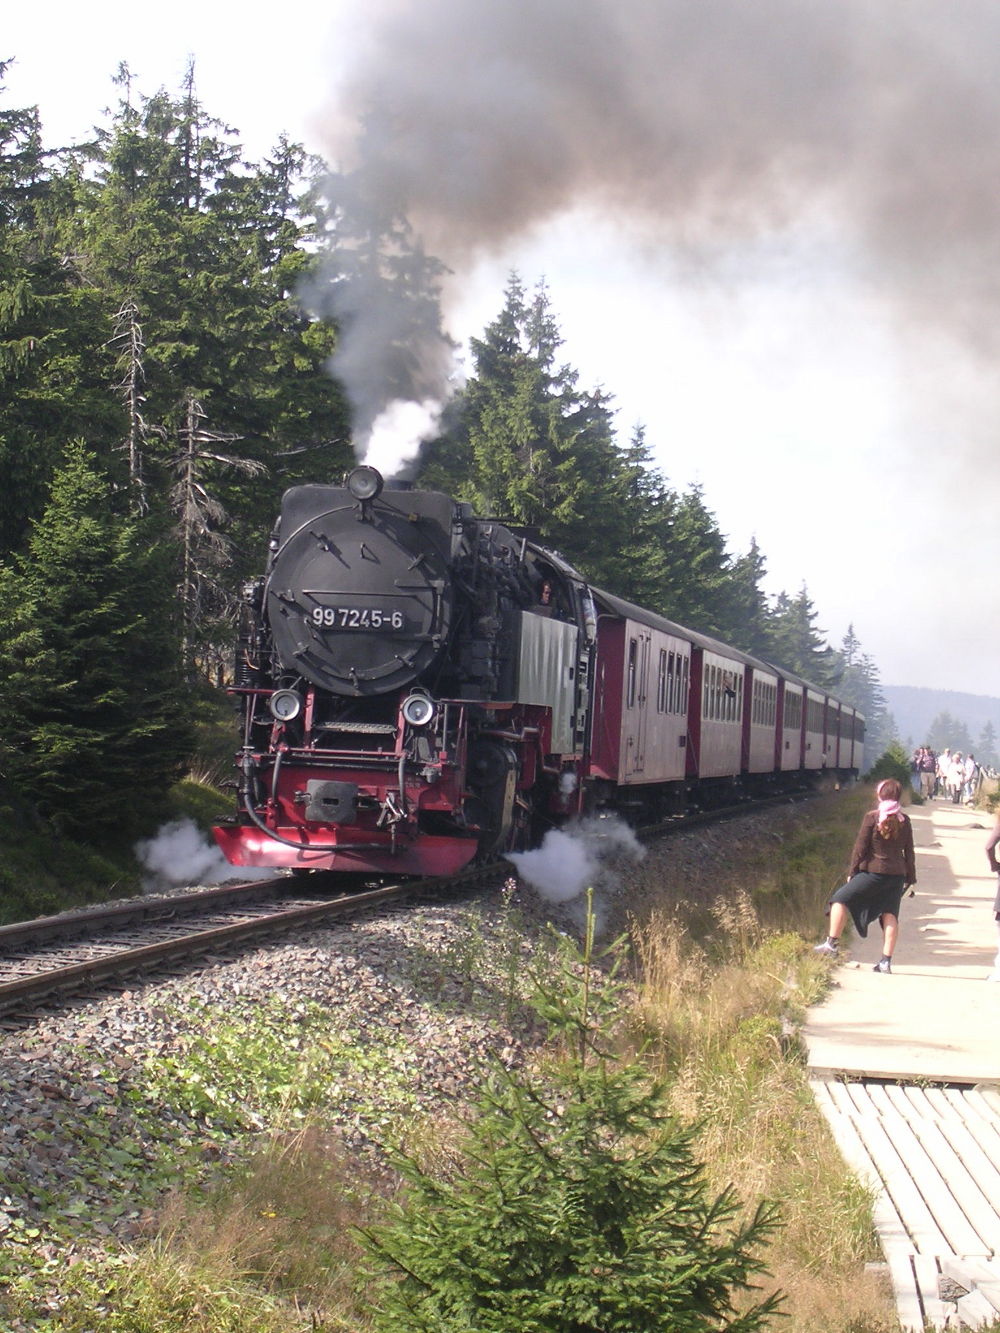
[{"left": 804, "top": 799, "right": 1000, "bottom": 1330}]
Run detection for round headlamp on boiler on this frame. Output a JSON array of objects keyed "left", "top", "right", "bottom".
[
  {"left": 268, "top": 689, "right": 303, "bottom": 723},
  {"left": 401, "top": 692, "right": 436, "bottom": 727},
  {"left": 346, "top": 465, "right": 384, "bottom": 502}
]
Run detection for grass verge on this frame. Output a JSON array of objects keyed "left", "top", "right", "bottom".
[{"left": 3, "top": 787, "right": 920, "bottom": 1331}]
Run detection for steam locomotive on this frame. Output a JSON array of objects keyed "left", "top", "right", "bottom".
[{"left": 212, "top": 466, "right": 863, "bottom": 876}]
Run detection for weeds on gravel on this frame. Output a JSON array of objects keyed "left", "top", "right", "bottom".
[
  {"left": 7, "top": 1123, "right": 383, "bottom": 1332},
  {"left": 398, "top": 887, "right": 557, "bottom": 1022},
  {"left": 145, "top": 995, "right": 420, "bottom": 1141},
  {"left": 8, "top": 1248, "right": 311, "bottom": 1332},
  {"left": 3, "top": 787, "right": 906, "bottom": 1332}
]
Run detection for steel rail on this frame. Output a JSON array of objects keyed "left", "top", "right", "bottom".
[
  {"left": 0, "top": 790, "right": 818, "bottom": 1016},
  {"left": 0, "top": 877, "right": 296, "bottom": 948},
  {"left": 0, "top": 878, "right": 436, "bottom": 1015}
]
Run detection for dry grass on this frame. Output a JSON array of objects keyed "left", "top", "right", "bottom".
[
  {"left": 24, "top": 1121, "right": 386, "bottom": 1332},
  {"left": 627, "top": 790, "right": 901, "bottom": 1331},
  {"left": 145, "top": 1120, "right": 382, "bottom": 1329}
]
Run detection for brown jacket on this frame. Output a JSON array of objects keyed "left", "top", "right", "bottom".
[{"left": 849, "top": 810, "right": 916, "bottom": 884}]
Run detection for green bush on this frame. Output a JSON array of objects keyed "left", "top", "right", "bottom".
[
  {"left": 360, "top": 902, "right": 782, "bottom": 1332},
  {"left": 864, "top": 743, "right": 911, "bottom": 788}
]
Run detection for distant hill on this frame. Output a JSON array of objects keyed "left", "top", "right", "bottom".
[{"left": 884, "top": 685, "right": 1000, "bottom": 749}]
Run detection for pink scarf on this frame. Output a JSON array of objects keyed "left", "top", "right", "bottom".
[
  {"left": 876, "top": 798, "right": 903, "bottom": 827},
  {"left": 875, "top": 781, "right": 904, "bottom": 832}
]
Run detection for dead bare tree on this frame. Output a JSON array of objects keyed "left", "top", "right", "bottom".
[
  {"left": 170, "top": 391, "right": 267, "bottom": 681},
  {"left": 108, "top": 299, "right": 162, "bottom": 514}
]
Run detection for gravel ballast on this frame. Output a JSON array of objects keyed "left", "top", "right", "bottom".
[
  {"left": 0, "top": 805, "right": 804, "bottom": 1289},
  {"left": 0, "top": 887, "right": 553, "bottom": 1257}
]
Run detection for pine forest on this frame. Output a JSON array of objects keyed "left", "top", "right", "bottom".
[{"left": 0, "top": 64, "right": 896, "bottom": 861}]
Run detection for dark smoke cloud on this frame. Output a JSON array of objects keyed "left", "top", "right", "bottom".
[{"left": 317, "top": 0, "right": 1000, "bottom": 452}]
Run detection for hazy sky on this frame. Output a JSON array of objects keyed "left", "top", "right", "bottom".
[{"left": 5, "top": 1, "right": 998, "bottom": 696}]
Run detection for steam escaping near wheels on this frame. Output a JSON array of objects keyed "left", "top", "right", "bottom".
[{"left": 505, "top": 816, "right": 645, "bottom": 905}]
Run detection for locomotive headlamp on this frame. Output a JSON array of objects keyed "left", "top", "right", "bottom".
[
  {"left": 269, "top": 689, "right": 303, "bottom": 723},
  {"left": 401, "top": 693, "right": 436, "bottom": 727},
  {"left": 347, "top": 465, "right": 384, "bottom": 502}
]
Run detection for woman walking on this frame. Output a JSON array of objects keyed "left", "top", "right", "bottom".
[{"left": 814, "top": 778, "right": 916, "bottom": 973}]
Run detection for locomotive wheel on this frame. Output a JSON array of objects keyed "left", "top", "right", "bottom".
[
  {"left": 507, "top": 793, "right": 535, "bottom": 854},
  {"left": 466, "top": 740, "right": 520, "bottom": 858}
]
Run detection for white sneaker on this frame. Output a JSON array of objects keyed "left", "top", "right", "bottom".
[{"left": 813, "top": 940, "right": 839, "bottom": 956}]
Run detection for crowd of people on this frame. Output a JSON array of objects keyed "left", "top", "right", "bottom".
[{"left": 909, "top": 745, "right": 992, "bottom": 804}]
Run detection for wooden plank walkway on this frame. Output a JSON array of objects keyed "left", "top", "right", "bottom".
[
  {"left": 804, "top": 800, "right": 1000, "bottom": 1329},
  {"left": 811, "top": 1078, "right": 1000, "bottom": 1329}
]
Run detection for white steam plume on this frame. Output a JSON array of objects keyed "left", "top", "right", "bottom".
[
  {"left": 135, "top": 819, "right": 270, "bottom": 890},
  {"left": 360, "top": 397, "right": 444, "bottom": 479},
  {"left": 506, "top": 816, "right": 645, "bottom": 905}
]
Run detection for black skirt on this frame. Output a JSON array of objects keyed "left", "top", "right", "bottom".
[{"left": 829, "top": 872, "right": 905, "bottom": 938}]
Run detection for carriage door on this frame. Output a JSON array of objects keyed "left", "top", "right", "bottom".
[{"left": 625, "top": 630, "right": 651, "bottom": 778}]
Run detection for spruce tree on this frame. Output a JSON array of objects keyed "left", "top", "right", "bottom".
[
  {"left": 977, "top": 720, "right": 998, "bottom": 770},
  {"left": 0, "top": 442, "right": 193, "bottom": 839},
  {"left": 835, "top": 625, "right": 896, "bottom": 762},
  {"left": 0, "top": 71, "right": 119, "bottom": 553},
  {"left": 360, "top": 906, "right": 782, "bottom": 1332},
  {"left": 53, "top": 69, "right": 351, "bottom": 636},
  {"left": 926, "top": 711, "right": 973, "bottom": 755},
  {"left": 767, "top": 584, "right": 842, "bottom": 686},
  {"left": 652, "top": 483, "right": 734, "bottom": 637},
  {"left": 427, "top": 275, "right": 631, "bottom": 584},
  {"left": 724, "top": 538, "right": 774, "bottom": 659},
  {"left": 598, "top": 424, "right": 675, "bottom": 609}
]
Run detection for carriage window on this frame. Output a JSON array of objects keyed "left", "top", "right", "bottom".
[
  {"left": 715, "top": 667, "right": 738, "bottom": 722},
  {"left": 784, "top": 691, "right": 802, "bottom": 731},
  {"left": 627, "top": 638, "right": 637, "bottom": 709},
  {"left": 657, "top": 649, "right": 667, "bottom": 712},
  {"left": 667, "top": 650, "right": 687, "bottom": 715},
  {"left": 752, "top": 680, "right": 777, "bottom": 727}
]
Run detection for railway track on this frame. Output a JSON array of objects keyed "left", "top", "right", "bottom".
[
  {"left": 0, "top": 873, "right": 450, "bottom": 1017},
  {"left": 0, "top": 789, "right": 816, "bottom": 1019}
]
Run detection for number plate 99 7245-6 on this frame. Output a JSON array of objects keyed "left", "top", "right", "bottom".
[{"left": 310, "top": 607, "right": 405, "bottom": 630}]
